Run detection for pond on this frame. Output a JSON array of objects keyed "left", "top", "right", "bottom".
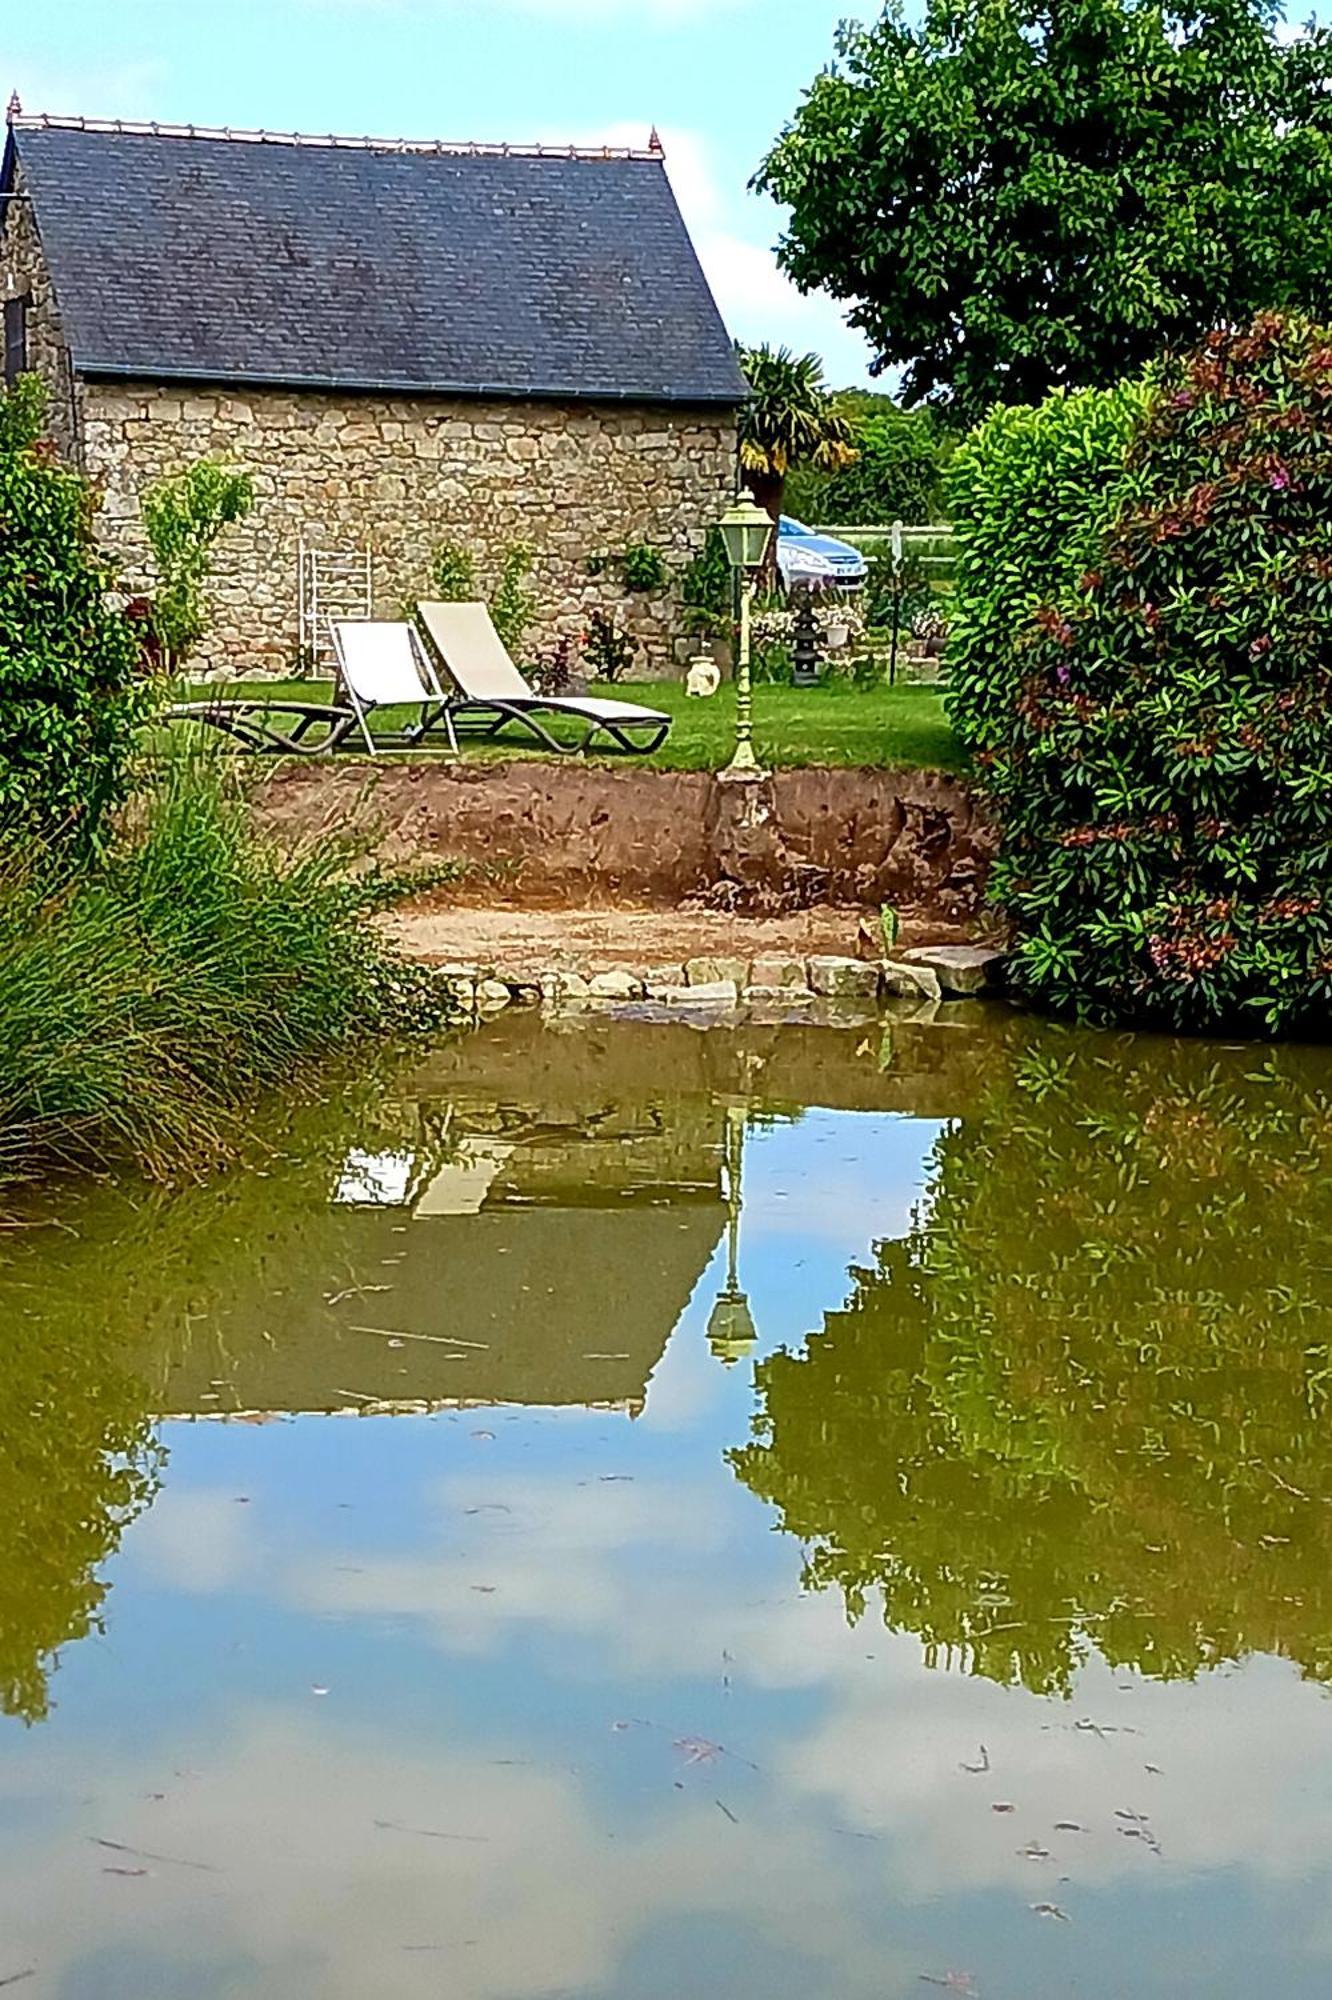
[{"left": 3, "top": 1005, "right": 1332, "bottom": 1998}]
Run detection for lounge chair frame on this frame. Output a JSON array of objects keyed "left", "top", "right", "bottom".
[
  {"left": 442, "top": 697, "right": 670, "bottom": 757},
  {"left": 164, "top": 697, "right": 359, "bottom": 754}
]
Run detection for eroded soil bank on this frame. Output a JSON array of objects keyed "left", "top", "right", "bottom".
[{"left": 249, "top": 759, "right": 995, "bottom": 923}]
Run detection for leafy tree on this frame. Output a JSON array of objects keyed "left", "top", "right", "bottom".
[
  {"left": 787, "top": 397, "right": 952, "bottom": 525},
  {"left": 141, "top": 458, "right": 254, "bottom": 674},
  {"left": 428, "top": 540, "right": 477, "bottom": 602},
  {"left": 959, "top": 312, "right": 1332, "bottom": 1034},
  {"left": 0, "top": 375, "right": 148, "bottom": 852},
  {"left": 732, "top": 1023, "right": 1332, "bottom": 1696},
  {"left": 736, "top": 343, "right": 855, "bottom": 522},
  {"left": 757, "top": 0, "right": 1332, "bottom": 423}
]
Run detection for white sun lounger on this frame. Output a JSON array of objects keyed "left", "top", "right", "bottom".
[
  {"left": 417, "top": 600, "right": 671, "bottom": 755},
  {"left": 330, "top": 619, "right": 459, "bottom": 754}
]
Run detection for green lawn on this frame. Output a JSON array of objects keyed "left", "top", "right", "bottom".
[{"left": 172, "top": 676, "right": 964, "bottom": 774}]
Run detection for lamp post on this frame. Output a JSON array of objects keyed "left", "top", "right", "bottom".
[
  {"left": 707, "top": 1100, "right": 758, "bottom": 1367},
  {"left": 717, "top": 498, "right": 774, "bottom": 782}
]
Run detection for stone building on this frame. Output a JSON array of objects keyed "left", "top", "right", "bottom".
[{"left": 0, "top": 110, "right": 744, "bottom": 677}]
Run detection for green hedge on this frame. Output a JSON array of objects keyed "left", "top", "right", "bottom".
[
  {"left": 948, "top": 314, "right": 1332, "bottom": 1034},
  {"left": 945, "top": 381, "right": 1147, "bottom": 753}
]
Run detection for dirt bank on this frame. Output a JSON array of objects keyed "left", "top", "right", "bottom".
[{"left": 251, "top": 758, "right": 995, "bottom": 924}]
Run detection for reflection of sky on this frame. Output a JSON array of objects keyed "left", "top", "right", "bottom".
[{"left": 4, "top": 1104, "right": 1332, "bottom": 1997}]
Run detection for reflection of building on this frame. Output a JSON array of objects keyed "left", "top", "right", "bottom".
[{"left": 144, "top": 1082, "right": 727, "bottom": 1422}]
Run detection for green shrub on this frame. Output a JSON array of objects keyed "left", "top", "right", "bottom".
[
  {"left": 0, "top": 752, "right": 453, "bottom": 1185},
  {"left": 0, "top": 376, "right": 149, "bottom": 854},
  {"left": 428, "top": 541, "right": 477, "bottom": 600},
  {"left": 864, "top": 549, "right": 936, "bottom": 636},
  {"left": 681, "top": 527, "right": 734, "bottom": 640},
  {"left": 141, "top": 458, "right": 254, "bottom": 673},
  {"left": 945, "top": 380, "right": 1147, "bottom": 754},
  {"left": 490, "top": 542, "right": 537, "bottom": 658},
  {"left": 620, "top": 542, "right": 668, "bottom": 592},
  {"left": 583, "top": 607, "right": 636, "bottom": 682},
  {"left": 588, "top": 542, "right": 669, "bottom": 592},
  {"left": 975, "top": 312, "right": 1332, "bottom": 1034}
]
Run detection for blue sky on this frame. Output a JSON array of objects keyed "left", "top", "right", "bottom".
[{"left": 6, "top": 0, "right": 884, "bottom": 386}]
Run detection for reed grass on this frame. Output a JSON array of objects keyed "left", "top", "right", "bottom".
[{"left": 0, "top": 752, "right": 443, "bottom": 1186}]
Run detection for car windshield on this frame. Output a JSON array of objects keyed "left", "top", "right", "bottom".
[{"left": 778, "top": 516, "right": 817, "bottom": 538}]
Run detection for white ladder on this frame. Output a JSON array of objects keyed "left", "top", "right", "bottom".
[{"left": 298, "top": 542, "right": 373, "bottom": 674}]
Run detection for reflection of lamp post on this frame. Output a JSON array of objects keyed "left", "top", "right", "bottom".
[
  {"left": 717, "top": 498, "right": 774, "bottom": 782},
  {"left": 707, "top": 1101, "right": 758, "bottom": 1366}
]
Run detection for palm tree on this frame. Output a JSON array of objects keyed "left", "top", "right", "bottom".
[{"left": 736, "top": 343, "right": 857, "bottom": 524}]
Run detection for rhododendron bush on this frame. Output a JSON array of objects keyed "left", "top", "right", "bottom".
[{"left": 947, "top": 313, "right": 1332, "bottom": 1034}]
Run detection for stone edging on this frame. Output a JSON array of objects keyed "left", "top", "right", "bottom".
[{"left": 431, "top": 945, "right": 1006, "bottom": 1022}]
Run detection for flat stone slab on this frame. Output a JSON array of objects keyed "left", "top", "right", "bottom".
[
  {"left": 742, "top": 984, "right": 815, "bottom": 1006},
  {"left": 749, "top": 953, "right": 809, "bottom": 990},
  {"left": 881, "top": 958, "right": 942, "bottom": 1004},
  {"left": 646, "top": 978, "right": 739, "bottom": 1007},
  {"left": 587, "top": 969, "right": 645, "bottom": 1002},
  {"left": 807, "top": 955, "right": 881, "bottom": 1000},
  {"left": 685, "top": 955, "right": 750, "bottom": 990},
  {"left": 900, "top": 944, "right": 1005, "bottom": 996},
  {"left": 539, "top": 970, "right": 592, "bottom": 1005}
]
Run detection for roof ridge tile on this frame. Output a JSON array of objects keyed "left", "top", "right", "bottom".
[{"left": 10, "top": 112, "right": 664, "bottom": 163}]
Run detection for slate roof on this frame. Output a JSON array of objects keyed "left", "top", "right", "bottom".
[{"left": 0, "top": 116, "right": 746, "bottom": 405}]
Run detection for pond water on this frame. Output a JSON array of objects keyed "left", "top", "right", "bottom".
[{"left": 3, "top": 1005, "right": 1332, "bottom": 1998}]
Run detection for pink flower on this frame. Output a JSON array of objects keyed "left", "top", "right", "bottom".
[{"left": 1269, "top": 466, "right": 1291, "bottom": 491}]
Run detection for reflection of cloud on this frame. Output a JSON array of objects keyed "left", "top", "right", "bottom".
[
  {"left": 292, "top": 1471, "right": 731, "bottom": 1656},
  {"left": 129, "top": 1487, "right": 258, "bottom": 1595},
  {"left": 288, "top": 1458, "right": 1332, "bottom": 1922},
  {"left": 333, "top": 1148, "right": 416, "bottom": 1207},
  {"left": 781, "top": 1641, "right": 1332, "bottom": 1908},
  {"left": 0, "top": 1709, "right": 909, "bottom": 1999}
]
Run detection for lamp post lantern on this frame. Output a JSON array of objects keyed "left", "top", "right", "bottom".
[
  {"left": 707, "top": 1101, "right": 758, "bottom": 1367},
  {"left": 717, "top": 498, "right": 774, "bottom": 782}
]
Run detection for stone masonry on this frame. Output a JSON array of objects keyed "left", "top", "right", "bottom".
[
  {"left": 1, "top": 161, "right": 81, "bottom": 461},
  {"left": 78, "top": 382, "right": 736, "bottom": 679}
]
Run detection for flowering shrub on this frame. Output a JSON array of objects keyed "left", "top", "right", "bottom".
[
  {"left": 966, "top": 313, "right": 1332, "bottom": 1033},
  {"left": 752, "top": 595, "right": 867, "bottom": 653}
]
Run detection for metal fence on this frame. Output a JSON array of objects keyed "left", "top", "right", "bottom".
[{"left": 815, "top": 521, "right": 956, "bottom": 578}]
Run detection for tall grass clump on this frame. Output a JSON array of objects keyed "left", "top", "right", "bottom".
[{"left": 0, "top": 753, "right": 447, "bottom": 1185}]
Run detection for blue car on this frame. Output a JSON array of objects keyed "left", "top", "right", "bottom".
[{"left": 775, "top": 515, "right": 868, "bottom": 593}]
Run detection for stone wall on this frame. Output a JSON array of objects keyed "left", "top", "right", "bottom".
[
  {"left": 0, "top": 161, "right": 83, "bottom": 460},
  {"left": 79, "top": 380, "right": 736, "bottom": 679},
  {"left": 250, "top": 761, "right": 996, "bottom": 924}
]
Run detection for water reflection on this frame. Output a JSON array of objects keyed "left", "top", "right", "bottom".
[
  {"left": 3, "top": 1010, "right": 1332, "bottom": 1995},
  {"left": 733, "top": 1026, "right": 1332, "bottom": 1693}
]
